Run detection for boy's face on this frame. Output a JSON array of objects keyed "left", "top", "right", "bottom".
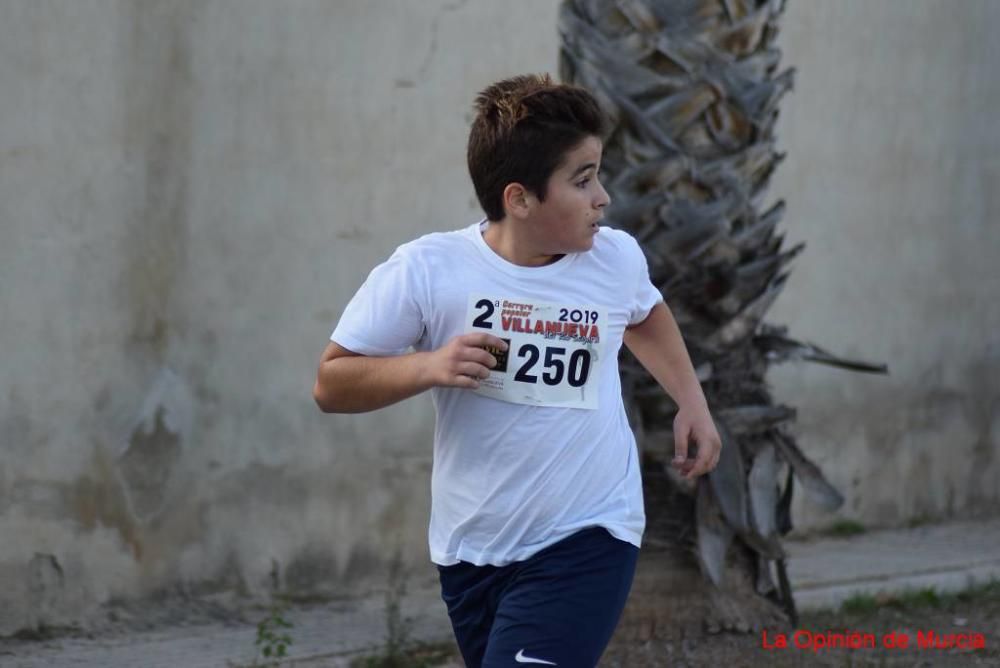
[{"left": 525, "top": 135, "right": 610, "bottom": 255}]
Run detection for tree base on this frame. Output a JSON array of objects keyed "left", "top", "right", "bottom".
[{"left": 611, "top": 456, "right": 791, "bottom": 644}]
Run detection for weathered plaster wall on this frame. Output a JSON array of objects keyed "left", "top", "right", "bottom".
[
  {"left": 0, "top": 0, "right": 996, "bottom": 633},
  {"left": 0, "top": 0, "right": 565, "bottom": 633},
  {"left": 767, "top": 0, "right": 1000, "bottom": 531}
]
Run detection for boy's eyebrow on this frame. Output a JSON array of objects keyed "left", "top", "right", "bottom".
[{"left": 569, "top": 162, "right": 599, "bottom": 179}]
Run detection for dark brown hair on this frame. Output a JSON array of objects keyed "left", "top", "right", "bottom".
[{"left": 467, "top": 74, "right": 606, "bottom": 221}]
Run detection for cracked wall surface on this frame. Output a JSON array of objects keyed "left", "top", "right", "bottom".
[{"left": 0, "top": 0, "right": 997, "bottom": 635}]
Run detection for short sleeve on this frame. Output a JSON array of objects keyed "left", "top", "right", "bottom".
[
  {"left": 330, "top": 246, "right": 426, "bottom": 356},
  {"left": 627, "top": 234, "right": 663, "bottom": 325}
]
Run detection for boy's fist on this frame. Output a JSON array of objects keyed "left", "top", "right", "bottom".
[
  {"left": 671, "top": 403, "right": 722, "bottom": 479},
  {"left": 426, "top": 333, "right": 509, "bottom": 389}
]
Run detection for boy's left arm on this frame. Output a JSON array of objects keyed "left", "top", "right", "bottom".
[{"left": 623, "top": 301, "right": 722, "bottom": 479}]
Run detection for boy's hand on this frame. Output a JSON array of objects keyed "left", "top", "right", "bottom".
[
  {"left": 671, "top": 402, "right": 722, "bottom": 479},
  {"left": 425, "top": 333, "right": 509, "bottom": 389}
]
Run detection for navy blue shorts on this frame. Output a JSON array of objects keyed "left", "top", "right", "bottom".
[{"left": 437, "top": 527, "right": 639, "bottom": 668}]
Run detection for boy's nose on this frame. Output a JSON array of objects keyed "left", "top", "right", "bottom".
[{"left": 595, "top": 182, "right": 611, "bottom": 209}]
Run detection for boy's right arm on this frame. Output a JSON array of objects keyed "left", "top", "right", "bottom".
[{"left": 313, "top": 333, "right": 508, "bottom": 414}]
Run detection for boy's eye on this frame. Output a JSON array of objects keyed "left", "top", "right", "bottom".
[{"left": 576, "top": 178, "right": 590, "bottom": 188}]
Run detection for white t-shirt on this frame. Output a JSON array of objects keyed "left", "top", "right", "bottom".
[{"left": 331, "top": 220, "right": 663, "bottom": 566}]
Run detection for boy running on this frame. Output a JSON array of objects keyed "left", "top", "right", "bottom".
[{"left": 314, "top": 73, "right": 721, "bottom": 667}]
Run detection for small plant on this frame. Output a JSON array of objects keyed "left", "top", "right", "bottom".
[
  {"left": 840, "top": 592, "right": 880, "bottom": 615},
  {"left": 837, "top": 581, "right": 1000, "bottom": 618},
  {"left": 952, "top": 578, "right": 1000, "bottom": 603},
  {"left": 353, "top": 642, "right": 456, "bottom": 668},
  {"left": 351, "top": 549, "right": 458, "bottom": 668},
  {"left": 824, "top": 519, "right": 867, "bottom": 537},
  {"left": 383, "top": 550, "right": 413, "bottom": 660},
  {"left": 255, "top": 603, "right": 294, "bottom": 662},
  {"left": 899, "top": 587, "right": 941, "bottom": 609}
]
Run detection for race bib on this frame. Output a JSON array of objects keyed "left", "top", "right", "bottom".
[{"left": 465, "top": 295, "right": 605, "bottom": 410}]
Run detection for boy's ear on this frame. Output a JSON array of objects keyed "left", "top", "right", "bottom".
[{"left": 502, "top": 182, "right": 532, "bottom": 219}]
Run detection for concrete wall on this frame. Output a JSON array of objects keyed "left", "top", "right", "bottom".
[
  {"left": 767, "top": 0, "right": 1000, "bottom": 531},
  {"left": 0, "top": 0, "right": 996, "bottom": 632}
]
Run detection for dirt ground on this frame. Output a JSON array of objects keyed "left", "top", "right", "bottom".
[
  {"left": 599, "top": 593, "right": 1000, "bottom": 667},
  {"left": 0, "top": 582, "right": 1000, "bottom": 668},
  {"left": 369, "top": 583, "right": 1000, "bottom": 668},
  {"left": 2, "top": 583, "right": 996, "bottom": 667}
]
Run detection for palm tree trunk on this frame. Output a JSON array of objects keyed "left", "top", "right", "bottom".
[{"left": 557, "top": 0, "right": 888, "bottom": 637}]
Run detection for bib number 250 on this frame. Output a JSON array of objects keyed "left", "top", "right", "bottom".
[
  {"left": 466, "top": 295, "right": 603, "bottom": 408},
  {"left": 513, "top": 344, "right": 590, "bottom": 387}
]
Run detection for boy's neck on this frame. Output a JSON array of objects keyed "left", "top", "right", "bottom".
[{"left": 481, "top": 219, "right": 564, "bottom": 267}]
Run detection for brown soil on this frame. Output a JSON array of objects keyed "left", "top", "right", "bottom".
[
  {"left": 600, "top": 592, "right": 1000, "bottom": 667},
  {"left": 387, "top": 583, "right": 1000, "bottom": 668},
  {"left": 601, "top": 585, "right": 1000, "bottom": 668}
]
